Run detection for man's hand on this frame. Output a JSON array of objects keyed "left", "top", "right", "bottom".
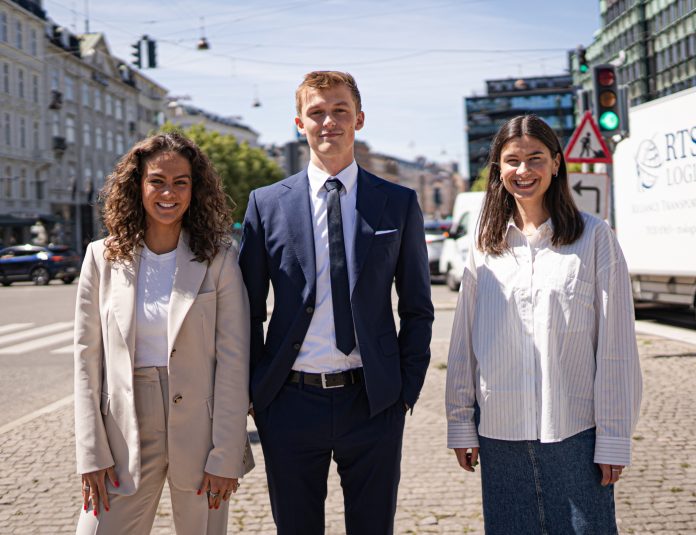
[
  {"left": 454, "top": 447, "right": 479, "bottom": 472},
  {"left": 598, "top": 464, "right": 624, "bottom": 486}
]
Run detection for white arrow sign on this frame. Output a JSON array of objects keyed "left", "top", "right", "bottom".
[{"left": 569, "top": 172, "right": 610, "bottom": 220}]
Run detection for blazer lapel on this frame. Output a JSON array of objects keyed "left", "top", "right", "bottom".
[
  {"left": 167, "top": 232, "right": 207, "bottom": 358},
  {"left": 279, "top": 171, "right": 316, "bottom": 295},
  {"left": 111, "top": 247, "right": 141, "bottom": 367},
  {"left": 353, "top": 168, "right": 387, "bottom": 287}
]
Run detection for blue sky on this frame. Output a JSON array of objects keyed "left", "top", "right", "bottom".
[{"left": 44, "top": 0, "right": 601, "bottom": 174}]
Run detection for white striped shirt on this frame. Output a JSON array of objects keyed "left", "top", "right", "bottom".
[{"left": 445, "top": 213, "right": 642, "bottom": 466}]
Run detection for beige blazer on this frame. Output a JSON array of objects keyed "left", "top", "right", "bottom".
[{"left": 74, "top": 233, "right": 254, "bottom": 495}]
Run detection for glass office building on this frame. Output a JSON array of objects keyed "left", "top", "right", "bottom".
[
  {"left": 463, "top": 75, "right": 575, "bottom": 182},
  {"left": 574, "top": 0, "right": 696, "bottom": 105}
]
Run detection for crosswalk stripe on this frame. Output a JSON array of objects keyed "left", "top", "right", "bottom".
[
  {"left": 0, "top": 321, "right": 73, "bottom": 347},
  {"left": 0, "top": 323, "right": 34, "bottom": 336},
  {"left": 0, "top": 329, "right": 74, "bottom": 354},
  {"left": 50, "top": 344, "right": 74, "bottom": 355}
]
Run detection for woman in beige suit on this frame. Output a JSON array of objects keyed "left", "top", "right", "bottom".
[{"left": 74, "top": 132, "right": 253, "bottom": 535}]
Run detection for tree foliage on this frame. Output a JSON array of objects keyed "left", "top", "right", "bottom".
[
  {"left": 471, "top": 165, "right": 489, "bottom": 192},
  {"left": 159, "top": 122, "right": 285, "bottom": 222}
]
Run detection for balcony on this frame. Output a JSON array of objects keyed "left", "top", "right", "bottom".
[
  {"left": 52, "top": 136, "right": 67, "bottom": 153},
  {"left": 49, "top": 90, "right": 63, "bottom": 110}
]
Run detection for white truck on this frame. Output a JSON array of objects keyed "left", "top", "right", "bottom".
[
  {"left": 612, "top": 86, "right": 696, "bottom": 317},
  {"left": 438, "top": 192, "right": 485, "bottom": 291}
]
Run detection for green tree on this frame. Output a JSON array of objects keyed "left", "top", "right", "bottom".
[
  {"left": 471, "top": 165, "right": 489, "bottom": 192},
  {"left": 160, "top": 122, "right": 285, "bottom": 222}
]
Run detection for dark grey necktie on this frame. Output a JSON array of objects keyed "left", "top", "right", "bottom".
[{"left": 324, "top": 178, "right": 356, "bottom": 355}]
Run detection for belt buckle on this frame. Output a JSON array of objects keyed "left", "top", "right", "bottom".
[{"left": 321, "top": 372, "right": 343, "bottom": 389}]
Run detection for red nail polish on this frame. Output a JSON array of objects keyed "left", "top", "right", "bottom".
[
  {"left": 94, "top": 510, "right": 98, "bottom": 517},
  {"left": 105, "top": 507, "right": 109, "bottom": 512},
  {"left": 114, "top": 481, "right": 120, "bottom": 488},
  {"left": 84, "top": 504, "right": 87, "bottom": 511},
  {"left": 197, "top": 489, "right": 201, "bottom": 495}
]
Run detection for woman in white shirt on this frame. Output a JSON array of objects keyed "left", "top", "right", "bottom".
[
  {"left": 445, "top": 114, "right": 642, "bottom": 534},
  {"left": 74, "top": 132, "right": 253, "bottom": 534}
]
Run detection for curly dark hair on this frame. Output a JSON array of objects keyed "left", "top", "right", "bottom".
[
  {"left": 100, "top": 132, "right": 233, "bottom": 263},
  {"left": 477, "top": 114, "right": 584, "bottom": 255}
]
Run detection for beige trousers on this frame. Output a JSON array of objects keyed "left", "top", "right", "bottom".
[{"left": 75, "top": 367, "right": 229, "bottom": 535}]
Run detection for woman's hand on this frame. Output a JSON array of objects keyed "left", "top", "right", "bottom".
[
  {"left": 198, "top": 472, "right": 240, "bottom": 510},
  {"left": 598, "top": 464, "right": 624, "bottom": 486},
  {"left": 81, "top": 466, "right": 118, "bottom": 516},
  {"left": 454, "top": 447, "right": 480, "bottom": 472}
]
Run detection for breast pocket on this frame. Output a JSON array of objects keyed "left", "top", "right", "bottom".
[
  {"left": 552, "top": 278, "right": 595, "bottom": 333},
  {"left": 373, "top": 231, "right": 400, "bottom": 245}
]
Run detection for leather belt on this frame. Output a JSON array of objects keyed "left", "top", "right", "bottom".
[{"left": 287, "top": 368, "right": 363, "bottom": 389}]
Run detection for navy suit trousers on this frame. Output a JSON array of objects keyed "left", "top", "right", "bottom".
[{"left": 254, "top": 378, "right": 406, "bottom": 535}]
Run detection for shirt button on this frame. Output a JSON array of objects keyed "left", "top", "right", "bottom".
[
  {"left": 292, "top": 343, "right": 301, "bottom": 351},
  {"left": 305, "top": 306, "right": 314, "bottom": 314},
  {"left": 173, "top": 394, "right": 183, "bottom": 404}
]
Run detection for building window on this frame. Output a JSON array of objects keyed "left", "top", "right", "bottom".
[
  {"left": 0, "top": 12, "right": 7, "bottom": 42},
  {"left": 105, "top": 94, "right": 112, "bottom": 116},
  {"left": 19, "top": 168, "right": 26, "bottom": 199},
  {"left": 17, "top": 69, "right": 24, "bottom": 99},
  {"left": 82, "top": 83, "right": 90, "bottom": 107},
  {"left": 4, "top": 166, "right": 11, "bottom": 198},
  {"left": 1, "top": 63, "right": 8, "bottom": 93},
  {"left": 95, "top": 126, "right": 103, "bottom": 150},
  {"left": 84, "top": 165, "right": 92, "bottom": 195},
  {"left": 114, "top": 99, "right": 123, "bottom": 120},
  {"left": 32, "top": 121, "right": 39, "bottom": 150},
  {"left": 65, "top": 76, "right": 75, "bottom": 101},
  {"left": 32, "top": 74, "right": 38, "bottom": 103},
  {"left": 106, "top": 130, "right": 113, "bottom": 152},
  {"left": 4, "top": 113, "right": 10, "bottom": 146},
  {"left": 30, "top": 28, "right": 37, "bottom": 56},
  {"left": 94, "top": 88, "right": 101, "bottom": 112},
  {"left": 50, "top": 69, "right": 59, "bottom": 91},
  {"left": 19, "top": 117, "right": 25, "bottom": 148},
  {"left": 83, "top": 123, "right": 91, "bottom": 146},
  {"left": 51, "top": 112, "right": 60, "bottom": 137},
  {"left": 66, "top": 116, "right": 76, "bottom": 143},
  {"left": 15, "top": 19, "right": 22, "bottom": 50},
  {"left": 116, "top": 133, "right": 124, "bottom": 154},
  {"left": 35, "top": 170, "right": 43, "bottom": 200}
]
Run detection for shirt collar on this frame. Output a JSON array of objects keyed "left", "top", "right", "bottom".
[
  {"left": 506, "top": 217, "right": 554, "bottom": 237},
  {"left": 307, "top": 160, "right": 358, "bottom": 197}
]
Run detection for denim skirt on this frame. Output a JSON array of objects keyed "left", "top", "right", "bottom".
[{"left": 478, "top": 427, "right": 618, "bottom": 535}]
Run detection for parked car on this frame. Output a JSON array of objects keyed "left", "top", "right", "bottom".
[
  {"left": 0, "top": 244, "right": 81, "bottom": 286},
  {"left": 424, "top": 219, "right": 451, "bottom": 279},
  {"left": 439, "top": 192, "right": 486, "bottom": 291}
]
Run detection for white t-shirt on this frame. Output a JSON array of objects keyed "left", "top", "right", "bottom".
[{"left": 134, "top": 244, "right": 176, "bottom": 368}]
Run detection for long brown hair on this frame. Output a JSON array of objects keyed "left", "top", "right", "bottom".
[
  {"left": 100, "top": 132, "right": 233, "bottom": 263},
  {"left": 477, "top": 114, "right": 584, "bottom": 255}
]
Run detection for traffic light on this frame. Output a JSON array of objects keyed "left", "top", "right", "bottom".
[
  {"left": 131, "top": 39, "right": 142, "bottom": 69},
  {"left": 577, "top": 46, "right": 589, "bottom": 74},
  {"left": 592, "top": 64, "right": 620, "bottom": 134},
  {"left": 147, "top": 38, "right": 157, "bottom": 68}
]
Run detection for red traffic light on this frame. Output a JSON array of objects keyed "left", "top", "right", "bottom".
[{"left": 597, "top": 68, "right": 615, "bottom": 86}]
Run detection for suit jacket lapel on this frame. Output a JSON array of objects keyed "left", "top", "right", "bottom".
[
  {"left": 111, "top": 246, "right": 141, "bottom": 367},
  {"left": 279, "top": 171, "right": 316, "bottom": 295},
  {"left": 167, "top": 231, "right": 207, "bottom": 358},
  {"left": 354, "top": 168, "right": 387, "bottom": 287}
]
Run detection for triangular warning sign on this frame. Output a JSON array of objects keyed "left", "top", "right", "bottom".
[{"left": 565, "top": 111, "right": 612, "bottom": 164}]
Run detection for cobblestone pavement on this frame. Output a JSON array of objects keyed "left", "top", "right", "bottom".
[{"left": 1, "top": 333, "right": 695, "bottom": 534}]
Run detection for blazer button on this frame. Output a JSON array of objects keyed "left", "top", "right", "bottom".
[
  {"left": 292, "top": 343, "right": 301, "bottom": 351},
  {"left": 305, "top": 306, "right": 314, "bottom": 314},
  {"left": 173, "top": 394, "right": 183, "bottom": 404}
]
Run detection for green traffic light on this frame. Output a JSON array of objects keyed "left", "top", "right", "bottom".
[
  {"left": 599, "top": 111, "right": 619, "bottom": 130},
  {"left": 580, "top": 64, "right": 589, "bottom": 73}
]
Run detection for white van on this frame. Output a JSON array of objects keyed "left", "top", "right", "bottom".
[{"left": 438, "top": 192, "right": 486, "bottom": 291}]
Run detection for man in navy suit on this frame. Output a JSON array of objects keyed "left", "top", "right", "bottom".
[{"left": 239, "top": 71, "right": 433, "bottom": 535}]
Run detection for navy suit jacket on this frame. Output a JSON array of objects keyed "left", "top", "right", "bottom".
[{"left": 238, "top": 167, "right": 434, "bottom": 416}]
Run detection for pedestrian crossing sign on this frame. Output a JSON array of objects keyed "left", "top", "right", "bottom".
[{"left": 564, "top": 111, "right": 612, "bottom": 164}]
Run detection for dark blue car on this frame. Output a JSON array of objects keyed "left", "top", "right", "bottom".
[{"left": 0, "top": 244, "right": 81, "bottom": 286}]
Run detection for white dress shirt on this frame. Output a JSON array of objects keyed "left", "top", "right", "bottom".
[
  {"left": 292, "top": 160, "right": 363, "bottom": 373},
  {"left": 446, "top": 213, "right": 642, "bottom": 466},
  {"left": 134, "top": 244, "right": 176, "bottom": 368}
]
